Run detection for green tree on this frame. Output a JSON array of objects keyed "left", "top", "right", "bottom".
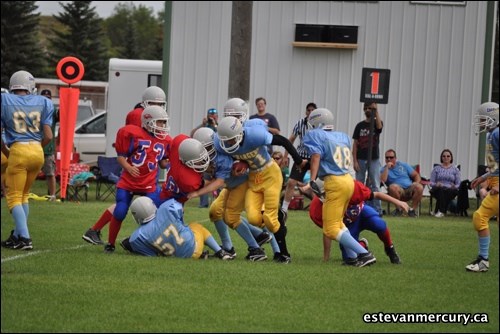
[
  {"left": 48, "top": 1, "right": 108, "bottom": 81},
  {"left": 104, "top": 3, "right": 163, "bottom": 60},
  {"left": 1, "top": 1, "right": 47, "bottom": 88}
]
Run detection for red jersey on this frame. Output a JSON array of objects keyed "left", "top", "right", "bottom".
[
  {"left": 115, "top": 124, "right": 171, "bottom": 193},
  {"left": 349, "top": 180, "right": 373, "bottom": 205},
  {"left": 160, "top": 134, "right": 204, "bottom": 203},
  {"left": 125, "top": 106, "right": 144, "bottom": 127},
  {"left": 309, "top": 180, "right": 372, "bottom": 228}
]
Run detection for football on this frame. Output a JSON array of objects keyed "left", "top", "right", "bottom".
[{"left": 232, "top": 160, "right": 249, "bottom": 174}]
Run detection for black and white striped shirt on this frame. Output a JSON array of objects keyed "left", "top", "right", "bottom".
[{"left": 292, "top": 116, "right": 310, "bottom": 158}]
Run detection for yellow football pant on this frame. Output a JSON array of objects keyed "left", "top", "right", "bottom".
[
  {"left": 246, "top": 161, "right": 282, "bottom": 233},
  {"left": 1, "top": 151, "right": 8, "bottom": 189},
  {"left": 5, "top": 142, "right": 44, "bottom": 210},
  {"left": 189, "top": 223, "right": 212, "bottom": 259},
  {"left": 323, "top": 174, "right": 354, "bottom": 241},
  {"left": 209, "top": 181, "right": 249, "bottom": 229},
  {"left": 473, "top": 177, "right": 499, "bottom": 231}
]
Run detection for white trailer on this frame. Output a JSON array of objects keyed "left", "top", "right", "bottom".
[{"left": 105, "top": 58, "right": 163, "bottom": 157}]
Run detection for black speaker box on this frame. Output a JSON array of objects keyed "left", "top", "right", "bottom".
[
  {"left": 295, "top": 24, "right": 326, "bottom": 42},
  {"left": 324, "top": 25, "right": 358, "bottom": 44}
]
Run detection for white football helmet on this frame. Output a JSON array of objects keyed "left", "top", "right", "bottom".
[
  {"left": 141, "top": 105, "right": 170, "bottom": 139},
  {"left": 9, "top": 70, "right": 36, "bottom": 94},
  {"left": 473, "top": 102, "right": 499, "bottom": 134},
  {"left": 142, "top": 86, "right": 167, "bottom": 110},
  {"left": 192, "top": 127, "right": 217, "bottom": 161},
  {"left": 217, "top": 116, "right": 244, "bottom": 154},
  {"left": 223, "top": 98, "right": 249, "bottom": 123},
  {"left": 308, "top": 108, "right": 334, "bottom": 130},
  {"left": 130, "top": 196, "right": 157, "bottom": 225},
  {"left": 179, "top": 138, "right": 210, "bottom": 173}
]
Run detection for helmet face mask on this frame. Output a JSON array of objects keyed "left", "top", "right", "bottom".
[
  {"left": 192, "top": 127, "right": 217, "bottom": 161},
  {"left": 130, "top": 196, "right": 157, "bottom": 225},
  {"left": 9, "top": 70, "right": 36, "bottom": 94},
  {"left": 179, "top": 138, "right": 210, "bottom": 173},
  {"left": 308, "top": 108, "right": 334, "bottom": 131},
  {"left": 223, "top": 98, "right": 248, "bottom": 124},
  {"left": 217, "top": 116, "right": 243, "bottom": 154},
  {"left": 142, "top": 86, "right": 167, "bottom": 111},
  {"left": 141, "top": 105, "right": 170, "bottom": 140},
  {"left": 473, "top": 102, "right": 499, "bottom": 134}
]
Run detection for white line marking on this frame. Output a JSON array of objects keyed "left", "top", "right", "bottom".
[{"left": 1, "top": 244, "right": 87, "bottom": 263}]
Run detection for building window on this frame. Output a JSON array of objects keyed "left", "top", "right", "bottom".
[{"left": 411, "top": 1, "right": 466, "bottom": 5}]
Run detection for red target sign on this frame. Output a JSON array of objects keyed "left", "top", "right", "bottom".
[{"left": 56, "top": 57, "right": 85, "bottom": 84}]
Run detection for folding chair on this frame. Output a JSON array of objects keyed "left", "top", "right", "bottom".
[
  {"left": 66, "top": 164, "right": 95, "bottom": 201},
  {"left": 55, "top": 153, "right": 93, "bottom": 202},
  {"left": 95, "top": 156, "right": 122, "bottom": 201}
]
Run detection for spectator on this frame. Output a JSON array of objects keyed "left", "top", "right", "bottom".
[
  {"left": 429, "top": 149, "right": 461, "bottom": 217},
  {"left": 250, "top": 97, "right": 280, "bottom": 134},
  {"left": 352, "top": 102, "right": 383, "bottom": 216},
  {"left": 190, "top": 107, "right": 218, "bottom": 136},
  {"left": 466, "top": 102, "right": 499, "bottom": 273},
  {"left": 250, "top": 97, "right": 280, "bottom": 155},
  {"left": 120, "top": 196, "right": 234, "bottom": 260},
  {"left": 281, "top": 102, "right": 315, "bottom": 217},
  {"left": 40, "top": 89, "right": 57, "bottom": 201},
  {"left": 1, "top": 70, "right": 54, "bottom": 250},
  {"left": 380, "top": 149, "right": 422, "bottom": 218},
  {"left": 190, "top": 108, "right": 219, "bottom": 208}
]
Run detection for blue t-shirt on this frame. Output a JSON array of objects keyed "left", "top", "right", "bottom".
[{"left": 380, "top": 161, "right": 414, "bottom": 189}]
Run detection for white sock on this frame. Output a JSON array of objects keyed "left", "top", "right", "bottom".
[{"left": 282, "top": 200, "right": 290, "bottom": 211}]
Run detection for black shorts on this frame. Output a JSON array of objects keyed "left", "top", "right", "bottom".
[{"left": 289, "top": 159, "right": 310, "bottom": 182}]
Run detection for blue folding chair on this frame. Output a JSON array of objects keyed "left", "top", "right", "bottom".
[{"left": 95, "top": 156, "right": 122, "bottom": 200}]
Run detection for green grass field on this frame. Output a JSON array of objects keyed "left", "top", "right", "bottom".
[{"left": 1, "top": 180, "right": 498, "bottom": 333}]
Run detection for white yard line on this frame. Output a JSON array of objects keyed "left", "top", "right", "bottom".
[{"left": 1, "top": 244, "right": 87, "bottom": 263}]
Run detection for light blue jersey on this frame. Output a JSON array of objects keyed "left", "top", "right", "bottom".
[
  {"left": 215, "top": 122, "right": 273, "bottom": 171},
  {"left": 212, "top": 150, "right": 233, "bottom": 181},
  {"left": 303, "top": 129, "right": 352, "bottom": 177},
  {"left": 486, "top": 128, "right": 499, "bottom": 177},
  {"left": 129, "top": 199, "right": 196, "bottom": 257},
  {"left": 213, "top": 135, "right": 249, "bottom": 189},
  {"left": 1, "top": 93, "right": 54, "bottom": 145}
]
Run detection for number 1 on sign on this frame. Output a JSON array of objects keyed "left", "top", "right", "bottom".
[{"left": 370, "top": 72, "right": 379, "bottom": 95}]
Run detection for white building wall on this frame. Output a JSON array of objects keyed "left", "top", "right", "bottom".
[
  {"left": 248, "top": 1, "right": 492, "bottom": 188},
  {"left": 168, "top": 1, "right": 493, "bottom": 189},
  {"left": 168, "top": 1, "right": 232, "bottom": 136}
]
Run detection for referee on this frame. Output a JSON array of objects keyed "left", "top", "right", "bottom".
[{"left": 280, "top": 102, "right": 317, "bottom": 222}]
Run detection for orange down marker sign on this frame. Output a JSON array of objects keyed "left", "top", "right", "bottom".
[{"left": 56, "top": 57, "right": 85, "bottom": 200}]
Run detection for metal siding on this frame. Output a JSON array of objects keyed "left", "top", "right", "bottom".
[
  {"left": 168, "top": 1, "right": 491, "bottom": 195},
  {"left": 247, "top": 1, "right": 489, "bottom": 193},
  {"left": 169, "top": 1, "right": 232, "bottom": 136}
]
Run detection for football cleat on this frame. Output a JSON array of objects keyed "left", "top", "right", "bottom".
[{"left": 465, "top": 256, "right": 489, "bottom": 272}]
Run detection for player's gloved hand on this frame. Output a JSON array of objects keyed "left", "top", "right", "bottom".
[{"left": 310, "top": 180, "right": 323, "bottom": 199}]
